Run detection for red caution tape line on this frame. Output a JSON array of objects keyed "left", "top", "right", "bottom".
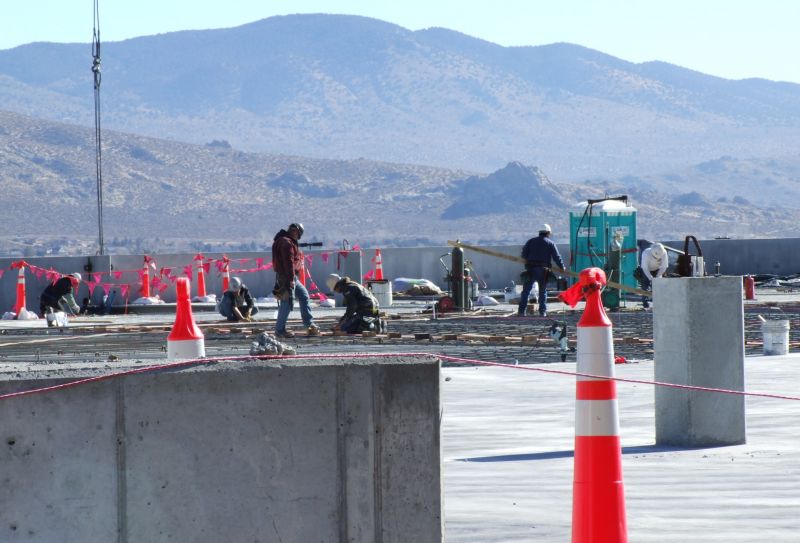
[{"left": 1, "top": 352, "right": 799, "bottom": 403}]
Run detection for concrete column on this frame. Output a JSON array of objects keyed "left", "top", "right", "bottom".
[{"left": 653, "top": 276, "right": 745, "bottom": 446}]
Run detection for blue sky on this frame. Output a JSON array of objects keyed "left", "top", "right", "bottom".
[{"left": 4, "top": 0, "right": 798, "bottom": 83}]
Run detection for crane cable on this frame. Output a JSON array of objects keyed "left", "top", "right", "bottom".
[{"left": 92, "top": 0, "right": 105, "bottom": 255}]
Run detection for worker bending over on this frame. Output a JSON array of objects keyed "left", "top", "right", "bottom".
[
  {"left": 519, "top": 224, "right": 565, "bottom": 317},
  {"left": 637, "top": 242, "right": 669, "bottom": 309},
  {"left": 219, "top": 276, "right": 258, "bottom": 321},
  {"left": 40, "top": 273, "right": 82, "bottom": 317},
  {"left": 327, "top": 274, "right": 384, "bottom": 334}
]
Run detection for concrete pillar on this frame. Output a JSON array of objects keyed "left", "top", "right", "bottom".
[{"left": 653, "top": 276, "right": 745, "bottom": 446}]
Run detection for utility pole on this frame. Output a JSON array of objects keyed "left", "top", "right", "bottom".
[{"left": 92, "top": 0, "right": 105, "bottom": 255}]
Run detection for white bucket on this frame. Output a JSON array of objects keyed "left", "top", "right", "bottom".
[
  {"left": 368, "top": 280, "right": 393, "bottom": 308},
  {"left": 762, "top": 319, "right": 789, "bottom": 356}
]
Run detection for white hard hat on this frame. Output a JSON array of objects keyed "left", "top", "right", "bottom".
[
  {"left": 651, "top": 243, "right": 665, "bottom": 258},
  {"left": 326, "top": 274, "right": 342, "bottom": 292},
  {"left": 230, "top": 276, "right": 242, "bottom": 290},
  {"left": 540, "top": 224, "right": 552, "bottom": 233},
  {"left": 70, "top": 272, "right": 82, "bottom": 282}
]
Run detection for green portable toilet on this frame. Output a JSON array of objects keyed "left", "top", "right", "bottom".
[{"left": 569, "top": 197, "right": 638, "bottom": 307}]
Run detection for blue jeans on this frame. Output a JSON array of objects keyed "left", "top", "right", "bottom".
[
  {"left": 276, "top": 280, "right": 314, "bottom": 333},
  {"left": 518, "top": 267, "right": 549, "bottom": 315}
]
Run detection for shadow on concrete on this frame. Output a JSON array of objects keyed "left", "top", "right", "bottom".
[{"left": 456, "top": 443, "right": 715, "bottom": 462}]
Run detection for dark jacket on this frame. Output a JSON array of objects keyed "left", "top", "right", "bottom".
[
  {"left": 40, "top": 276, "right": 79, "bottom": 314},
  {"left": 337, "top": 278, "right": 378, "bottom": 320},
  {"left": 272, "top": 229, "right": 304, "bottom": 279},
  {"left": 219, "top": 286, "right": 255, "bottom": 320},
  {"left": 521, "top": 234, "right": 565, "bottom": 270}
]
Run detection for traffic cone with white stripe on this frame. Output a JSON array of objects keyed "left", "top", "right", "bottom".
[
  {"left": 569, "top": 267, "right": 627, "bottom": 542},
  {"left": 374, "top": 249, "right": 384, "bottom": 280},
  {"left": 11, "top": 261, "right": 27, "bottom": 317},
  {"left": 167, "top": 277, "right": 205, "bottom": 360},
  {"left": 222, "top": 256, "right": 231, "bottom": 293},
  {"left": 141, "top": 257, "right": 151, "bottom": 298}
]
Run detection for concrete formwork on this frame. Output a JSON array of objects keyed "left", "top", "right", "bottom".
[
  {"left": 653, "top": 276, "right": 746, "bottom": 446},
  {"left": 0, "top": 356, "right": 443, "bottom": 543},
  {"left": 5, "top": 237, "right": 800, "bottom": 309}
]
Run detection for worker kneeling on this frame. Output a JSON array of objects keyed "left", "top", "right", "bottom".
[
  {"left": 327, "top": 274, "right": 384, "bottom": 334},
  {"left": 218, "top": 276, "right": 258, "bottom": 322}
]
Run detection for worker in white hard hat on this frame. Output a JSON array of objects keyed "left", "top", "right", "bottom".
[
  {"left": 326, "top": 273, "right": 384, "bottom": 333},
  {"left": 39, "top": 272, "right": 82, "bottom": 317},
  {"left": 636, "top": 242, "right": 669, "bottom": 309},
  {"left": 218, "top": 276, "right": 258, "bottom": 321},
  {"left": 518, "top": 223, "right": 565, "bottom": 317}
]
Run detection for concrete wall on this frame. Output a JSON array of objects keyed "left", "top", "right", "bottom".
[
  {"left": 653, "top": 276, "right": 746, "bottom": 446},
  {"left": 3, "top": 237, "right": 800, "bottom": 309},
  {"left": 0, "top": 356, "right": 443, "bottom": 543}
]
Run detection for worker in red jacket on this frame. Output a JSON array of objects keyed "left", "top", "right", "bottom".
[{"left": 272, "top": 222, "right": 319, "bottom": 338}]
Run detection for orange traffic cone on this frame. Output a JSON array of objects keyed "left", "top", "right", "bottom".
[
  {"left": 298, "top": 262, "right": 307, "bottom": 287},
  {"left": 570, "top": 267, "right": 627, "bottom": 542},
  {"left": 11, "top": 261, "right": 27, "bottom": 317},
  {"left": 167, "top": 277, "right": 205, "bottom": 360},
  {"left": 222, "top": 256, "right": 230, "bottom": 292},
  {"left": 141, "top": 256, "right": 151, "bottom": 298},
  {"left": 195, "top": 254, "right": 207, "bottom": 297},
  {"left": 374, "top": 249, "right": 384, "bottom": 281}
]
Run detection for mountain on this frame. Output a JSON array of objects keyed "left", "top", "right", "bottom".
[
  {"left": 2, "top": 109, "right": 800, "bottom": 257},
  {"left": 442, "top": 162, "right": 567, "bottom": 219},
  {"left": 1, "top": 14, "right": 799, "bottom": 178}
]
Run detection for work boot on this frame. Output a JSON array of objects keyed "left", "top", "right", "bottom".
[
  {"left": 275, "top": 330, "right": 295, "bottom": 339},
  {"left": 307, "top": 324, "right": 320, "bottom": 336}
]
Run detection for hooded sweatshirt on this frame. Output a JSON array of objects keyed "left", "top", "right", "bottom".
[{"left": 272, "top": 229, "right": 304, "bottom": 278}]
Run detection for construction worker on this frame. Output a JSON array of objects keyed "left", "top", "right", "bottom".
[
  {"left": 272, "top": 222, "right": 319, "bottom": 338},
  {"left": 519, "top": 224, "right": 565, "bottom": 317},
  {"left": 637, "top": 242, "right": 669, "bottom": 309},
  {"left": 40, "top": 273, "right": 82, "bottom": 317},
  {"left": 326, "top": 274, "right": 383, "bottom": 333},
  {"left": 218, "top": 276, "right": 258, "bottom": 321}
]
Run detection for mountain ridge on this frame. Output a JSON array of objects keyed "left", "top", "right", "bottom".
[
  {"left": 1, "top": 14, "right": 798, "bottom": 177},
  {"left": 2, "top": 109, "right": 799, "bottom": 257}
]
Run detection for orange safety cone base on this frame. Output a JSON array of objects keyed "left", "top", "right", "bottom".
[
  {"left": 13, "top": 286, "right": 25, "bottom": 315},
  {"left": 572, "top": 436, "right": 627, "bottom": 542}
]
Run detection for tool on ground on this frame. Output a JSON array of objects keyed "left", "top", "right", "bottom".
[{"left": 548, "top": 320, "right": 570, "bottom": 361}]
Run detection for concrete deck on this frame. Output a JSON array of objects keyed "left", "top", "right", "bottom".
[
  {"left": 442, "top": 355, "right": 800, "bottom": 542},
  {"left": 2, "top": 287, "right": 799, "bottom": 541}
]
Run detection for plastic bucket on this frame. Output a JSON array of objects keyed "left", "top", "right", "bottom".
[
  {"left": 761, "top": 320, "right": 789, "bottom": 356},
  {"left": 367, "top": 280, "right": 393, "bottom": 308}
]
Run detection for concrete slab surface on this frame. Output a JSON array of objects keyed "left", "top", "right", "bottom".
[{"left": 442, "top": 355, "right": 800, "bottom": 542}]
